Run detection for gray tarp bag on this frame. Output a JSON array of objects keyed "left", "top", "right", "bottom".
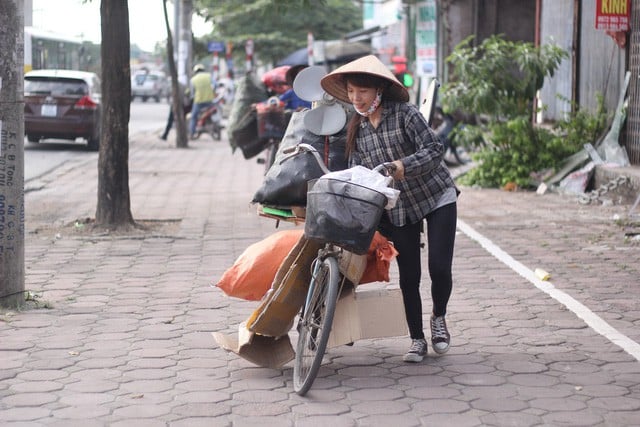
[{"left": 227, "top": 74, "right": 268, "bottom": 158}]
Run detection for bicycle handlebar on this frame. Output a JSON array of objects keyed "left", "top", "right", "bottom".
[{"left": 373, "top": 162, "right": 397, "bottom": 177}]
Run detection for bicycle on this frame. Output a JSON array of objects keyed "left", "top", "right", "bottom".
[
  {"left": 255, "top": 98, "right": 291, "bottom": 175},
  {"left": 259, "top": 136, "right": 280, "bottom": 175},
  {"left": 292, "top": 163, "right": 395, "bottom": 396}
]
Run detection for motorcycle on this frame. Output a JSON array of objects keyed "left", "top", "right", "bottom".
[
  {"left": 192, "top": 93, "right": 225, "bottom": 141},
  {"left": 433, "top": 106, "right": 469, "bottom": 166}
]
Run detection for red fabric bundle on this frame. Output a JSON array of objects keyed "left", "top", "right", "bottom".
[{"left": 359, "top": 231, "right": 399, "bottom": 284}]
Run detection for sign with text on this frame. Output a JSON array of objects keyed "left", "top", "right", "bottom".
[
  {"left": 207, "top": 41, "right": 226, "bottom": 53},
  {"left": 415, "top": 0, "right": 437, "bottom": 77},
  {"left": 595, "top": 0, "right": 631, "bottom": 31}
]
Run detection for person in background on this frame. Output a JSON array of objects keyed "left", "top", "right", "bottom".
[
  {"left": 321, "top": 55, "right": 459, "bottom": 363},
  {"left": 216, "top": 77, "right": 235, "bottom": 112},
  {"left": 189, "top": 64, "right": 215, "bottom": 139},
  {"left": 278, "top": 64, "right": 312, "bottom": 111},
  {"left": 160, "top": 82, "right": 192, "bottom": 141}
]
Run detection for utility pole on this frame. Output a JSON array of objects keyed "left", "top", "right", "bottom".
[
  {"left": 164, "top": 0, "right": 189, "bottom": 148},
  {"left": 0, "top": 0, "right": 26, "bottom": 308},
  {"left": 174, "top": 0, "right": 192, "bottom": 148},
  {"left": 178, "top": 0, "right": 193, "bottom": 86},
  {"left": 173, "top": 0, "right": 180, "bottom": 55}
]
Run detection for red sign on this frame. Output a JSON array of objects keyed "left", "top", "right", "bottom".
[{"left": 595, "top": 0, "right": 631, "bottom": 31}]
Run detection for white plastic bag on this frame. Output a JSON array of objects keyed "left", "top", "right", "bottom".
[{"left": 322, "top": 166, "right": 401, "bottom": 209}]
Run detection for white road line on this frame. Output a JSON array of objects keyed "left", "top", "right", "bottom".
[{"left": 457, "top": 219, "right": 640, "bottom": 361}]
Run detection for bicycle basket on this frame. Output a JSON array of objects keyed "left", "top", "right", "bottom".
[
  {"left": 256, "top": 100, "right": 286, "bottom": 141},
  {"left": 304, "top": 177, "right": 387, "bottom": 255}
]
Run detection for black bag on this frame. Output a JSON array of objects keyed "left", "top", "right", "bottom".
[
  {"left": 252, "top": 109, "right": 351, "bottom": 207},
  {"left": 252, "top": 144, "right": 329, "bottom": 207},
  {"left": 274, "top": 109, "right": 350, "bottom": 172},
  {"left": 300, "top": 129, "right": 349, "bottom": 172}
]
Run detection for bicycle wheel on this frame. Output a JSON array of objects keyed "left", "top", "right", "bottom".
[{"left": 293, "top": 256, "right": 340, "bottom": 396}]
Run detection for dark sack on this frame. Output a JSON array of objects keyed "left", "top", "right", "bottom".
[
  {"left": 252, "top": 109, "right": 351, "bottom": 207},
  {"left": 227, "top": 74, "right": 268, "bottom": 158},
  {"left": 252, "top": 143, "right": 329, "bottom": 207},
  {"left": 299, "top": 129, "right": 349, "bottom": 172},
  {"left": 275, "top": 110, "right": 351, "bottom": 172}
]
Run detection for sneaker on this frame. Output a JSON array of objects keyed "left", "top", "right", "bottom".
[
  {"left": 403, "top": 338, "right": 427, "bottom": 363},
  {"left": 430, "top": 315, "right": 451, "bottom": 354}
]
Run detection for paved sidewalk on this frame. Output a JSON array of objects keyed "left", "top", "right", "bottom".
[{"left": 1, "top": 131, "right": 639, "bottom": 426}]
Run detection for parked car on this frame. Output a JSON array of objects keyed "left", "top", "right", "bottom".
[
  {"left": 24, "top": 69, "right": 102, "bottom": 151},
  {"left": 131, "top": 70, "right": 169, "bottom": 102}
]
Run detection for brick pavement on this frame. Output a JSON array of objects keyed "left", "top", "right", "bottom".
[{"left": 1, "top": 131, "right": 639, "bottom": 426}]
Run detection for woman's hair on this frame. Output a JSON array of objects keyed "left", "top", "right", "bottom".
[
  {"left": 343, "top": 73, "right": 388, "bottom": 90},
  {"left": 342, "top": 73, "right": 390, "bottom": 156}
]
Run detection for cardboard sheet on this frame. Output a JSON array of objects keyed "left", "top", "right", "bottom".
[
  {"left": 212, "top": 323, "right": 294, "bottom": 368},
  {"left": 246, "top": 235, "right": 322, "bottom": 337}
]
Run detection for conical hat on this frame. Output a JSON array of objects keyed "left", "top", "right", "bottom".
[{"left": 320, "top": 55, "right": 409, "bottom": 103}]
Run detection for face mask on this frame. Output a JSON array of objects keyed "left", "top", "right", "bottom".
[{"left": 354, "top": 91, "right": 382, "bottom": 117}]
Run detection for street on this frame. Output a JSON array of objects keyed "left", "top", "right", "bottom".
[
  {"left": 24, "top": 100, "right": 169, "bottom": 183},
  {"left": 3, "top": 113, "right": 640, "bottom": 425}
]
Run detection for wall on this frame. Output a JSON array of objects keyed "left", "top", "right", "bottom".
[
  {"left": 626, "top": 0, "right": 640, "bottom": 165},
  {"left": 438, "top": 0, "right": 536, "bottom": 81},
  {"left": 540, "top": 0, "right": 627, "bottom": 122},
  {"left": 539, "top": 0, "right": 574, "bottom": 122},
  {"left": 578, "top": 1, "right": 626, "bottom": 116}
]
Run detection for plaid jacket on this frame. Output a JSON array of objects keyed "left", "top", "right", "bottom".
[{"left": 349, "top": 100, "right": 457, "bottom": 227}]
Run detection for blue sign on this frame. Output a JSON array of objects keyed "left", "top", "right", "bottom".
[{"left": 207, "top": 41, "right": 226, "bottom": 53}]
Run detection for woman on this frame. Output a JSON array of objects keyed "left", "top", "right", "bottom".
[{"left": 321, "top": 55, "right": 458, "bottom": 362}]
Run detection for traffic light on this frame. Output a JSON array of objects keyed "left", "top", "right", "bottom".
[{"left": 395, "top": 72, "right": 414, "bottom": 88}]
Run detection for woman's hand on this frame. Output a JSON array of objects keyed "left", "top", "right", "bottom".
[{"left": 390, "top": 160, "right": 405, "bottom": 180}]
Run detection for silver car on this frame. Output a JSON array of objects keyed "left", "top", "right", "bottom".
[{"left": 131, "top": 70, "right": 169, "bottom": 103}]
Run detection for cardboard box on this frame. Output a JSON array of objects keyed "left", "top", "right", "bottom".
[
  {"left": 338, "top": 250, "right": 367, "bottom": 284},
  {"left": 326, "top": 286, "right": 407, "bottom": 348}
]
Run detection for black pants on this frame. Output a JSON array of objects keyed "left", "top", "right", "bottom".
[
  {"left": 161, "top": 110, "right": 174, "bottom": 139},
  {"left": 377, "top": 202, "right": 457, "bottom": 340}
]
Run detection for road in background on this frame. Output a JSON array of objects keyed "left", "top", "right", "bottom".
[{"left": 24, "top": 100, "right": 169, "bottom": 182}]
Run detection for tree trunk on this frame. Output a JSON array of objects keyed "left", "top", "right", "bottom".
[
  {"left": 0, "top": 0, "right": 25, "bottom": 308},
  {"left": 163, "top": 0, "right": 189, "bottom": 148},
  {"left": 95, "top": 0, "right": 135, "bottom": 228}
]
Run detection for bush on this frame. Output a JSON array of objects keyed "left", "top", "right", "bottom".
[
  {"left": 440, "top": 34, "right": 608, "bottom": 189},
  {"left": 458, "top": 100, "right": 609, "bottom": 188}
]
